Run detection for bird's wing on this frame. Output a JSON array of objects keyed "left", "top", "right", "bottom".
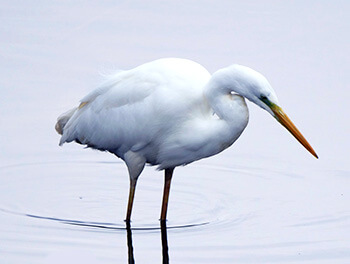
[
  {"left": 59, "top": 59, "right": 211, "bottom": 160},
  {"left": 59, "top": 70, "right": 160, "bottom": 152}
]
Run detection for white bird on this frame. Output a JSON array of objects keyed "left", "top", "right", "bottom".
[{"left": 56, "top": 58, "right": 318, "bottom": 222}]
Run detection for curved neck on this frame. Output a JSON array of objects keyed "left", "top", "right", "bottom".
[
  {"left": 204, "top": 76, "right": 248, "bottom": 122},
  {"left": 197, "top": 79, "right": 249, "bottom": 160}
]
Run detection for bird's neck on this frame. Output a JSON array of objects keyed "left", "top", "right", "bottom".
[
  {"left": 204, "top": 78, "right": 249, "bottom": 123},
  {"left": 203, "top": 79, "right": 249, "bottom": 150}
]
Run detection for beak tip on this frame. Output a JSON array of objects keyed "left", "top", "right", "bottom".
[
  {"left": 309, "top": 148, "right": 318, "bottom": 159},
  {"left": 271, "top": 105, "right": 319, "bottom": 161},
  {"left": 309, "top": 147, "right": 318, "bottom": 159}
]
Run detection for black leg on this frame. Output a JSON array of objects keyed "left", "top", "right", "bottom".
[
  {"left": 160, "top": 168, "right": 174, "bottom": 221},
  {"left": 125, "top": 179, "right": 137, "bottom": 222}
]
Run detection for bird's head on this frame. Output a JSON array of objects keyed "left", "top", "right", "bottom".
[{"left": 216, "top": 64, "right": 318, "bottom": 159}]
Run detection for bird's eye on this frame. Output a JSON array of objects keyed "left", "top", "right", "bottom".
[
  {"left": 260, "top": 95, "right": 273, "bottom": 107},
  {"left": 260, "top": 95, "right": 268, "bottom": 101}
]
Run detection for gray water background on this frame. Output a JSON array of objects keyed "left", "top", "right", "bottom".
[{"left": 0, "top": 1, "right": 349, "bottom": 263}]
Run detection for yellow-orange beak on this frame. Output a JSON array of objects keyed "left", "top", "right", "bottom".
[{"left": 270, "top": 104, "right": 318, "bottom": 159}]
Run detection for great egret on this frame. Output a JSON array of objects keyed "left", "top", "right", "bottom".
[{"left": 56, "top": 58, "right": 318, "bottom": 222}]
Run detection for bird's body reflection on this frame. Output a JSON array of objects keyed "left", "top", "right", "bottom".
[{"left": 126, "top": 221, "right": 169, "bottom": 264}]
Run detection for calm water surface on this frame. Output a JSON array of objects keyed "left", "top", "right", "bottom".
[
  {"left": 1, "top": 1, "right": 349, "bottom": 263},
  {"left": 0, "top": 158, "right": 348, "bottom": 263}
]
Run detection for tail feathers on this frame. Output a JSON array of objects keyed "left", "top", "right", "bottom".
[{"left": 55, "top": 108, "right": 77, "bottom": 143}]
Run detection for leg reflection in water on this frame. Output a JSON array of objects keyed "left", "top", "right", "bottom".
[
  {"left": 125, "top": 221, "right": 170, "bottom": 264},
  {"left": 126, "top": 221, "right": 135, "bottom": 264},
  {"left": 160, "top": 220, "right": 169, "bottom": 264}
]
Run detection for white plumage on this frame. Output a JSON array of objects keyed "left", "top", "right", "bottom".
[{"left": 56, "top": 58, "right": 317, "bottom": 221}]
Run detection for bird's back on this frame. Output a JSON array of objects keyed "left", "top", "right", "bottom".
[{"left": 57, "top": 58, "right": 211, "bottom": 163}]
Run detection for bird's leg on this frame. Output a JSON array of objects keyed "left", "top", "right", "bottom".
[
  {"left": 124, "top": 151, "right": 146, "bottom": 222},
  {"left": 160, "top": 168, "right": 174, "bottom": 221},
  {"left": 126, "top": 179, "right": 137, "bottom": 222}
]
